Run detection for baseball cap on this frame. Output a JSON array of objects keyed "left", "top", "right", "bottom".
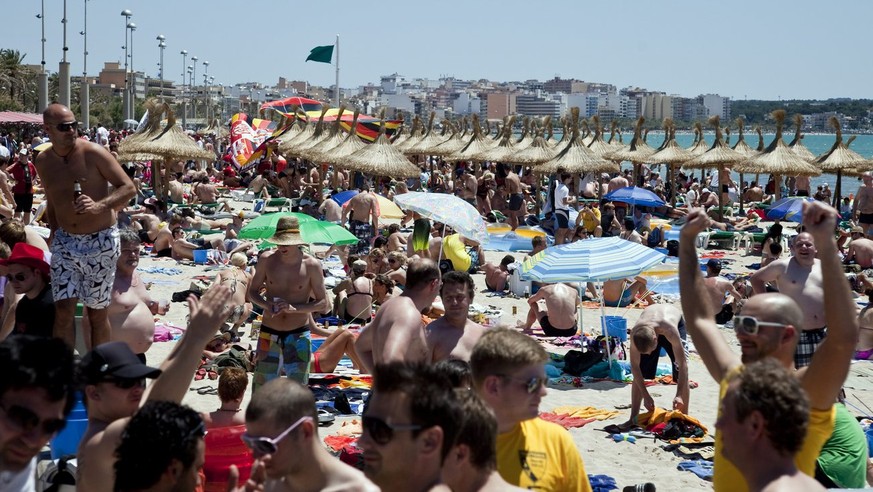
[
  {"left": 18, "top": 147, "right": 28, "bottom": 155},
  {"left": 80, "top": 341, "right": 162, "bottom": 383},
  {"left": 706, "top": 259, "right": 722, "bottom": 270}
]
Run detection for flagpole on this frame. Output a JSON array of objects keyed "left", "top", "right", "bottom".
[{"left": 334, "top": 34, "right": 340, "bottom": 108}]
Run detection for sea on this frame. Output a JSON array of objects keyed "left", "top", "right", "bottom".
[{"left": 632, "top": 132, "right": 872, "bottom": 198}]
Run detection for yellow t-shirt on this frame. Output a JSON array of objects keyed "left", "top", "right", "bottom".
[
  {"left": 496, "top": 418, "right": 592, "bottom": 492},
  {"left": 579, "top": 208, "right": 601, "bottom": 233},
  {"left": 712, "top": 367, "right": 836, "bottom": 492}
]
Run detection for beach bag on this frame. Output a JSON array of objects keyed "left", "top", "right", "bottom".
[
  {"left": 647, "top": 226, "right": 663, "bottom": 248},
  {"left": 563, "top": 348, "right": 603, "bottom": 376}
]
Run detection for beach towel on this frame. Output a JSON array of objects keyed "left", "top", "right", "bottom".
[
  {"left": 550, "top": 406, "right": 620, "bottom": 421},
  {"left": 677, "top": 460, "right": 714, "bottom": 481},
  {"left": 324, "top": 435, "right": 358, "bottom": 453},
  {"left": 539, "top": 412, "right": 596, "bottom": 429},
  {"left": 636, "top": 408, "right": 708, "bottom": 437},
  {"left": 587, "top": 474, "right": 618, "bottom": 492}
]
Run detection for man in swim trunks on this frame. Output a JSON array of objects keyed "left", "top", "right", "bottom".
[
  {"left": 35, "top": 103, "right": 137, "bottom": 348},
  {"left": 343, "top": 184, "right": 378, "bottom": 255},
  {"left": 620, "top": 304, "right": 689, "bottom": 431},
  {"left": 355, "top": 259, "right": 441, "bottom": 373},
  {"left": 852, "top": 174, "right": 873, "bottom": 234},
  {"left": 520, "top": 283, "right": 579, "bottom": 337},
  {"left": 679, "top": 204, "right": 857, "bottom": 492},
  {"left": 483, "top": 254, "right": 515, "bottom": 292},
  {"left": 459, "top": 167, "right": 478, "bottom": 207},
  {"left": 502, "top": 164, "right": 526, "bottom": 231},
  {"left": 602, "top": 276, "right": 652, "bottom": 308},
  {"left": 426, "top": 271, "right": 486, "bottom": 363},
  {"left": 246, "top": 217, "right": 328, "bottom": 391}
]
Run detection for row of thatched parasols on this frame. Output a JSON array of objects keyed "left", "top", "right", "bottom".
[{"left": 115, "top": 100, "right": 873, "bottom": 217}]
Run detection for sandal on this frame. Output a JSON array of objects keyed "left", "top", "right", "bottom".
[{"left": 194, "top": 368, "right": 206, "bottom": 381}]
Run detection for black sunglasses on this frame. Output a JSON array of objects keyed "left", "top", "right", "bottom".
[
  {"left": 56, "top": 121, "right": 79, "bottom": 132},
  {"left": 0, "top": 400, "right": 66, "bottom": 436},
  {"left": 361, "top": 415, "right": 422, "bottom": 445},
  {"left": 103, "top": 377, "right": 146, "bottom": 390},
  {"left": 241, "top": 416, "right": 311, "bottom": 455},
  {"left": 5, "top": 273, "right": 29, "bottom": 282},
  {"left": 497, "top": 374, "right": 548, "bottom": 394},
  {"left": 732, "top": 316, "right": 787, "bottom": 336}
]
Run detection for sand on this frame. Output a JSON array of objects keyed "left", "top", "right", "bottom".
[{"left": 130, "top": 203, "right": 873, "bottom": 491}]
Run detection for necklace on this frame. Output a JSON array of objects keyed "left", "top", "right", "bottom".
[
  {"left": 216, "top": 407, "right": 242, "bottom": 412},
  {"left": 50, "top": 144, "right": 74, "bottom": 163}
]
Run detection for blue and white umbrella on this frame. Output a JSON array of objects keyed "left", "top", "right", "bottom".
[
  {"left": 393, "top": 191, "right": 488, "bottom": 244},
  {"left": 766, "top": 196, "right": 815, "bottom": 222},
  {"left": 520, "top": 237, "right": 666, "bottom": 283},
  {"left": 603, "top": 186, "right": 665, "bottom": 208}
]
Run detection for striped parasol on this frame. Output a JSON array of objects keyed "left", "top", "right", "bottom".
[{"left": 520, "top": 236, "right": 666, "bottom": 283}]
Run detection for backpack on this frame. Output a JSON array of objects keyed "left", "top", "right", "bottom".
[
  {"left": 563, "top": 348, "right": 604, "bottom": 376},
  {"left": 647, "top": 226, "right": 663, "bottom": 248}
]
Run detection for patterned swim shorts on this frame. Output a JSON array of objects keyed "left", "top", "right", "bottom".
[
  {"left": 253, "top": 325, "right": 311, "bottom": 391},
  {"left": 794, "top": 326, "right": 827, "bottom": 369},
  {"left": 50, "top": 226, "right": 119, "bottom": 309}
]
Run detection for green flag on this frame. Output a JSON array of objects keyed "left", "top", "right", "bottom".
[{"left": 305, "top": 45, "right": 334, "bottom": 64}]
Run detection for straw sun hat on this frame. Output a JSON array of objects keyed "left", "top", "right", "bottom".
[{"left": 269, "top": 216, "right": 305, "bottom": 246}]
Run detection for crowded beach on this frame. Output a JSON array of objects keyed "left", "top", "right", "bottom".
[{"left": 1, "top": 102, "right": 873, "bottom": 492}]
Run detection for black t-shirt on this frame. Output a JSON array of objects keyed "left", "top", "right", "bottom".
[{"left": 14, "top": 285, "right": 55, "bottom": 338}]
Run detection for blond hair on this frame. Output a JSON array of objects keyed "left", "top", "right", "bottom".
[{"left": 470, "top": 329, "right": 547, "bottom": 387}]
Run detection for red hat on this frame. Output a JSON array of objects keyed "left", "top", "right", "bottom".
[{"left": 0, "top": 242, "right": 51, "bottom": 277}]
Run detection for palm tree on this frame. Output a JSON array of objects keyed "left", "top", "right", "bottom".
[{"left": 0, "top": 49, "right": 31, "bottom": 104}]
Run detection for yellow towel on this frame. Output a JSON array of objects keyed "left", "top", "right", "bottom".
[{"left": 549, "top": 406, "right": 620, "bottom": 421}]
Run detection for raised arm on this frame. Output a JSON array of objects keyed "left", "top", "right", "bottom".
[
  {"left": 142, "top": 286, "right": 231, "bottom": 404},
  {"left": 679, "top": 208, "right": 740, "bottom": 382},
  {"left": 799, "top": 201, "right": 859, "bottom": 410}
]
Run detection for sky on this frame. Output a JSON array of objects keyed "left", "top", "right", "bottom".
[{"left": 2, "top": 0, "right": 871, "bottom": 101}]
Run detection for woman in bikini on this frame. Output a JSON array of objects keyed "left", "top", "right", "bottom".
[
  {"left": 332, "top": 260, "right": 374, "bottom": 324},
  {"left": 211, "top": 252, "right": 253, "bottom": 341}
]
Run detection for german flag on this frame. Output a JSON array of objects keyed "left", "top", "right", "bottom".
[{"left": 261, "top": 99, "right": 402, "bottom": 142}]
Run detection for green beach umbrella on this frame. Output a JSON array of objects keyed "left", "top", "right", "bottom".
[{"left": 258, "top": 220, "right": 358, "bottom": 249}]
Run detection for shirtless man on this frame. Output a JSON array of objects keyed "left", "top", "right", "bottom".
[
  {"left": 608, "top": 173, "right": 629, "bottom": 194},
  {"left": 343, "top": 185, "right": 379, "bottom": 255},
  {"left": 355, "top": 259, "right": 441, "bottom": 373},
  {"left": 845, "top": 237, "right": 873, "bottom": 268},
  {"left": 386, "top": 223, "right": 407, "bottom": 252},
  {"left": 502, "top": 164, "right": 526, "bottom": 230},
  {"left": 167, "top": 172, "right": 185, "bottom": 204},
  {"left": 170, "top": 227, "right": 225, "bottom": 261},
  {"left": 128, "top": 205, "right": 162, "bottom": 244},
  {"left": 483, "top": 254, "right": 515, "bottom": 292},
  {"left": 700, "top": 188, "right": 719, "bottom": 208},
  {"left": 743, "top": 181, "right": 765, "bottom": 203},
  {"left": 853, "top": 173, "right": 873, "bottom": 235},
  {"left": 459, "top": 168, "right": 478, "bottom": 207},
  {"left": 795, "top": 175, "right": 811, "bottom": 197},
  {"left": 319, "top": 192, "right": 342, "bottom": 223},
  {"left": 151, "top": 216, "right": 177, "bottom": 258},
  {"left": 520, "top": 283, "right": 579, "bottom": 337},
  {"left": 750, "top": 232, "right": 826, "bottom": 368},
  {"left": 620, "top": 304, "right": 689, "bottom": 430},
  {"left": 36, "top": 103, "right": 137, "bottom": 349},
  {"left": 192, "top": 176, "right": 219, "bottom": 204},
  {"left": 704, "top": 259, "right": 745, "bottom": 325},
  {"left": 83, "top": 229, "right": 169, "bottom": 357},
  {"left": 602, "top": 276, "right": 653, "bottom": 308},
  {"left": 76, "top": 286, "right": 230, "bottom": 492},
  {"left": 246, "top": 217, "right": 327, "bottom": 390},
  {"left": 426, "top": 271, "right": 486, "bottom": 362}
]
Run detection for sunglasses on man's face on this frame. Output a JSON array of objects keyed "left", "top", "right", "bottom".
[
  {"left": 732, "top": 316, "right": 787, "bottom": 336},
  {"left": 5, "top": 272, "right": 29, "bottom": 282},
  {"left": 103, "top": 377, "right": 146, "bottom": 390},
  {"left": 361, "top": 415, "right": 422, "bottom": 446},
  {"left": 497, "top": 374, "right": 548, "bottom": 394},
  {"left": 0, "top": 400, "right": 66, "bottom": 436},
  {"left": 55, "top": 121, "right": 79, "bottom": 132},
  {"left": 241, "top": 416, "right": 312, "bottom": 456}
]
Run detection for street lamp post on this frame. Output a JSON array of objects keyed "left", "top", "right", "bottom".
[
  {"left": 36, "top": 1, "right": 48, "bottom": 112},
  {"left": 180, "top": 49, "right": 187, "bottom": 128},
  {"left": 120, "top": 9, "right": 132, "bottom": 122},
  {"left": 187, "top": 67, "right": 194, "bottom": 122},
  {"left": 80, "top": 0, "right": 89, "bottom": 129},
  {"left": 202, "top": 61, "right": 209, "bottom": 121},
  {"left": 190, "top": 56, "right": 198, "bottom": 123},
  {"left": 127, "top": 22, "right": 136, "bottom": 122},
  {"left": 59, "top": 0, "right": 71, "bottom": 107},
  {"left": 156, "top": 35, "right": 165, "bottom": 101}
]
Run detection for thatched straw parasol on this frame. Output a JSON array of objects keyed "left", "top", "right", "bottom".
[
  {"left": 428, "top": 119, "right": 468, "bottom": 157},
  {"left": 580, "top": 120, "right": 594, "bottom": 147},
  {"left": 299, "top": 106, "right": 346, "bottom": 162},
  {"left": 607, "top": 117, "right": 656, "bottom": 185},
  {"left": 730, "top": 118, "right": 759, "bottom": 212},
  {"left": 345, "top": 110, "right": 419, "bottom": 178},
  {"left": 607, "top": 120, "right": 623, "bottom": 150},
  {"left": 444, "top": 114, "right": 495, "bottom": 163},
  {"left": 292, "top": 105, "right": 334, "bottom": 158},
  {"left": 646, "top": 119, "right": 695, "bottom": 205},
  {"left": 534, "top": 108, "right": 618, "bottom": 176},
  {"left": 119, "top": 102, "right": 215, "bottom": 162},
  {"left": 511, "top": 125, "right": 557, "bottom": 165},
  {"left": 406, "top": 113, "right": 449, "bottom": 156},
  {"left": 473, "top": 116, "right": 518, "bottom": 162},
  {"left": 394, "top": 116, "right": 425, "bottom": 153},
  {"left": 684, "top": 116, "right": 748, "bottom": 220},
  {"left": 277, "top": 111, "right": 316, "bottom": 156},
  {"left": 320, "top": 110, "right": 367, "bottom": 168},
  {"left": 586, "top": 116, "right": 618, "bottom": 159},
  {"left": 734, "top": 110, "right": 820, "bottom": 201},
  {"left": 816, "top": 116, "right": 873, "bottom": 207},
  {"left": 788, "top": 114, "right": 816, "bottom": 162},
  {"left": 514, "top": 118, "right": 535, "bottom": 151}
]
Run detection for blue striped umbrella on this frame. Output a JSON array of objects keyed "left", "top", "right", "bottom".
[{"left": 521, "top": 237, "right": 666, "bottom": 282}]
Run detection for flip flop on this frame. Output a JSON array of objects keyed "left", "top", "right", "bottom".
[{"left": 197, "top": 386, "right": 219, "bottom": 395}]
